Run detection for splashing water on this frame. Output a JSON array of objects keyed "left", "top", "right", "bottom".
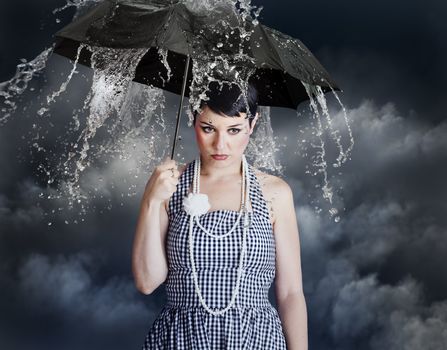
[
  {"left": 0, "top": 47, "right": 53, "bottom": 125},
  {"left": 59, "top": 45, "right": 150, "bottom": 211},
  {"left": 299, "top": 82, "right": 355, "bottom": 221},
  {"left": 52, "top": 0, "right": 102, "bottom": 19},
  {"left": 0, "top": 0, "right": 354, "bottom": 224},
  {"left": 37, "top": 44, "right": 86, "bottom": 117},
  {"left": 185, "top": 0, "right": 261, "bottom": 124},
  {"left": 246, "top": 106, "right": 285, "bottom": 174}
]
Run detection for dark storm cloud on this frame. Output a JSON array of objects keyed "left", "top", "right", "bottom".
[
  {"left": 0, "top": 251, "right": 153, "bottom": 349},
  {"left": 285, "top": 100, "right": 447, "bottom": 349},
  {"left": 17, "top": 252, "right": 148, "bottom": 325},
  {"left": 329, "top": 272, "right": 447, "bottom": 350}
]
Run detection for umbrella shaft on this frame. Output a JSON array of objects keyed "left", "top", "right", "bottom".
[{"left": 170, "top": 55, "right": 191, "bottom": 160}]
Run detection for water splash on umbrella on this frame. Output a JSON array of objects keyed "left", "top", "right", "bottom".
[{"left": 0, "top": 0, "right": 353, "bottom": 224}]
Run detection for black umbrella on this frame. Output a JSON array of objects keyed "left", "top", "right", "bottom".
[{"left": 53, "top": 0, "right": 340, "bottom": 159}]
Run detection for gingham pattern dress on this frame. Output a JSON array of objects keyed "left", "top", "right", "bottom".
[{"left": 142, "top": 159, "right": 287, "bottom": 349}]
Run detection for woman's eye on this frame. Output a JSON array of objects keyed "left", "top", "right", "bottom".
[{"left": 201, "top": 127, "right": 241, "bottom": 134}]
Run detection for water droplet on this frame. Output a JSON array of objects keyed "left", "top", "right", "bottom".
[
  {"left": 329, "top": 207, "right": 338, "bottom": 217},
  {"left": 37, "top": 107, "right": 48, "bottom": 116}
]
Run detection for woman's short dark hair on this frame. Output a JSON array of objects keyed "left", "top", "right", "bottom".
[{"left": 192, "top": 81, "right": 258, "bottom": 127}]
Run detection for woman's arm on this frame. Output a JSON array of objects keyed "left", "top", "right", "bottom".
[
  {"left": 131, "top": 197, "right": 169, "bottom": 295},
  {"left": 272, "top": 178, "right": 308, "bottom": 350},
  {"left": 131, "top": 158, "right": 182, "bottom": 295}
]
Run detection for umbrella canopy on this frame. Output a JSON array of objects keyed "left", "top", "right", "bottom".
[{"left": 53, "top": 0, "right": 339, "bottom": 110}]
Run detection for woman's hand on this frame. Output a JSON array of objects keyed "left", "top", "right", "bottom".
[{"left": 142, "top": 157, "right": 180, "bottom": 206}]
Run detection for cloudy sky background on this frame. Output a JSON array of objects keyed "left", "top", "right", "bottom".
[{"left": 1, "top": 0, "right": 446, "bottom": 349}]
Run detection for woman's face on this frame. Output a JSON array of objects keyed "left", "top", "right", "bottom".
[{"left": 194, "top": 105, "right": 258, "bottom": 166}]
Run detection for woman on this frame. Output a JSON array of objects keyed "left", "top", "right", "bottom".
[{"left": 132, "top": 82, "right": 307, "bottom": 349}]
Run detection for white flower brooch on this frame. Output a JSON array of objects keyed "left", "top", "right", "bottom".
[{"left": 183, "top": 193, "right": 211, "bottom": 216}]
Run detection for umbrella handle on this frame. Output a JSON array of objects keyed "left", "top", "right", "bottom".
[{"left": 170, "top": 55, "right": 191, "bottom": 161}]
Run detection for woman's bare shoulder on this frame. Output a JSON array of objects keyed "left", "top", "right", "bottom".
[
  {"left": 254, "top": 168, "right": 290, "bottom": 193},
  {"left": 254, "top": 168, "right": 292, "bottom": 225}
]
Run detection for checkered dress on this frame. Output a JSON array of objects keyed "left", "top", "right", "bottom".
[{"left": 142, "top": 159, "right": 287, "bottom": 349}]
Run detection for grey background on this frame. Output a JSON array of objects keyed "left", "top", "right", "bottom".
[{"left": 1, "top": 0, "right": 446, "bottom": 349}]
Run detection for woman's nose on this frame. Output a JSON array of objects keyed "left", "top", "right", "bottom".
[{"left": 214, "top": 132, "right": 226, "bottom": 150}]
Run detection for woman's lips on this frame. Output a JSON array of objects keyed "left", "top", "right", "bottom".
[{"left": 211, "top": 154, "right": 228, "bottom": 160}]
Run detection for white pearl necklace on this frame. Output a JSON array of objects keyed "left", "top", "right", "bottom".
[{"left": 187, "top": 155, "right": 251, "bottom": 316}]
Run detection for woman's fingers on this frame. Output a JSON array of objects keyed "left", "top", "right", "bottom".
[
  {"left": 158, "top": 167, "right": 179, "bottom": 180},
  {"left": 170, "top": 168, "right": 180, "bottom": 178},
  {"left": 157, "top": 158, "right": 177, "bottom": 172}
]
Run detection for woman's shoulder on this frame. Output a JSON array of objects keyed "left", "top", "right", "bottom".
[
  {"left": 253, "top": 168, "right": 291, "bottom": 194},
  {"left": 253, "top": 167, "right": 293, "bottom": 225}
]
